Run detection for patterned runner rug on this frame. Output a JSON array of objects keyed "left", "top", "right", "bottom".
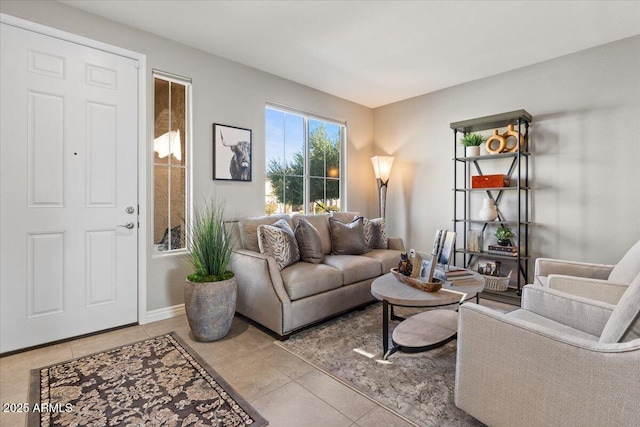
[
  {"left": 276, "top": 303, "right": 483, "bottom": 427},
  {"left": 28, "top": 332, "right": 268, "bottom": 427}
]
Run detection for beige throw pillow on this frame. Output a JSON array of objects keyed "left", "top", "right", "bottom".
[
  {"left": 599, "top": 274, "right": 640, "bottom": 343},
  {"left": 257, "top": 219, "right": 300, "bottom": 270},
  {"left": 329, "top": 217, "right": 368, "bottom": 255},
  {"left": 294, "top": 218, "right": 324, "bottom": 264},
  {"left": 362, "top": 217, "right": 388, "bottom": 249}
]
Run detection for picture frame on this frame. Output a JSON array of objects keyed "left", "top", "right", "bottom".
[
  {"left": 437, "top": 231, "right": 457, "bottom": 267},
  {"left": 213, "top": 123, "right": 252, "bottom": 181}
]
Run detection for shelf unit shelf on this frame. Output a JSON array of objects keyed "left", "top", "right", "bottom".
[{"left": 451, "top": 110, "right": 532, "bottom": 300}]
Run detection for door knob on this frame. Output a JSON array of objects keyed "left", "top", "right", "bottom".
[{"left": 118, "top": 222, "right": 135, "bottom": 229}]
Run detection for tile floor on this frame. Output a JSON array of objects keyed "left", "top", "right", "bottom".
[{"left": 0, "top": 299, "right": 513, "bottom": 427}]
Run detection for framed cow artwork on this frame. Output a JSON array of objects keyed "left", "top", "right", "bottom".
[{"left": 213, "top": 123, "right": 252, "bottom": 181}]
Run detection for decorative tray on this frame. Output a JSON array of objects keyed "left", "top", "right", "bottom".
[{"left": 390, "top": 268, "right": 442, "bottom": 292}]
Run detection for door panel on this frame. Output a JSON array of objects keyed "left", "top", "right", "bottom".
[{"left": 1, "top": 23, "right": 139, "bottom": 353}]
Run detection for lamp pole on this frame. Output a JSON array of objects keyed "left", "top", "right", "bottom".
[{"left": 370, "top": 156, "right": 394, "bottom": 219}]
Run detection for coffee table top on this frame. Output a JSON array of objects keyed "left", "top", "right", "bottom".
[{"left": 371, "top": 272, "right": 484, "bottom": 307}]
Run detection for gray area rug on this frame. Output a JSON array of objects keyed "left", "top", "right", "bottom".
[{"left": 276, "top": 303, "right": 483, "bottom": 427}]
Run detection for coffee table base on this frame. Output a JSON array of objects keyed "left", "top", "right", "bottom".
[{"left": 384, "top": 310, "right": 459, "bottom": 360}]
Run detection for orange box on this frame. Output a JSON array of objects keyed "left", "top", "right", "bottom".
[{"left": 471, "top": 174, "right": 510, "bottom": 188}]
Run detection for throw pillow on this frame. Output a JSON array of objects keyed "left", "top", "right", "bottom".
[
  {"left": 257, "top": 219, "right": 300, "bottom": 270},
  {"left": 362, "top": 217, "right": 388, "bottom": 249},
  {"left": 599, "top": 274, "right": 640, "bottom": 343},
  {"left": 294, "top": 218, "right": 324, "bottom": 264},
  {"left": 329, "top": 217, "right": 368, "bottom": 255}
]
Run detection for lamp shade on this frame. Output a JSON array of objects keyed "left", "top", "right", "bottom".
[{"left": 370, "top": 156, "right": 394, "bottom": 183}]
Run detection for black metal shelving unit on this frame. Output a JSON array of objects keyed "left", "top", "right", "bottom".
[{"left": 450, "top": 110, "right": 532, "bottom": 304}]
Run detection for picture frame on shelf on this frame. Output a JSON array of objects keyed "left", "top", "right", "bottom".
[{"left": 213, "top": 123, "right": 252, "bottom": 181}]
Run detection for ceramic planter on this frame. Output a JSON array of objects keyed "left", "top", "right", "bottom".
[
  {"left": 465, "top": 146, "right": 481, "bottom": 157},
  {"left": 185, "top": 276, "right": 237, "bottom": 342}
]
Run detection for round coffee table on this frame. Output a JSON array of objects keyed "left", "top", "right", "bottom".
[{"left": 371, "top": 271, "right": 484, "bottom": 359}]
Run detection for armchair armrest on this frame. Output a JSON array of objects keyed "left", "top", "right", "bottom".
[
  {"left": 387, "top": 237, "right": 405, "bottom": 251},
  {"left": 547, "top": 275, "right": 627, "bottom": 305},
  {"left": 535, "top": 257, "right": 614, "bottom": 280},
  {"left": 521, "top": 285, "right": 615, "bottom": 336}
]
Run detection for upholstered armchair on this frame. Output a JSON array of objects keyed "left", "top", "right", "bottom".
[
  {"left": 534, "top": 239, "right": 640, "bottom": 304},
  {"left": 455, "top": 278, "right": 640, "bottom": 427}
]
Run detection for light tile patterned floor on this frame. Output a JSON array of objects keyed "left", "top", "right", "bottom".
[{"left": 0, "top": 298, "right": 513, "bottom": 426}]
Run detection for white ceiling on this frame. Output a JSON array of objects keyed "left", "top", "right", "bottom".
[{"left": 60, "top": 1, "right": 640, "bottom": 108}]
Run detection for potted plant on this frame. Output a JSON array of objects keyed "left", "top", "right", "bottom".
[
  {"left": 185, "top": 199, "right": 237, "bottom": 342},
  {"left": 495, "top": 224, "right": 515, "bottom": 246},
  {"left": 460, "top": 133, "right": 486, "bottom": 157}
]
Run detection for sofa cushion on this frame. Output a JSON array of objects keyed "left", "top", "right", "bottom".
[
  {"left": 257, "top": 219, "right": 300, "bottom": 270},
  {"left": 280, "top": 262, "right": 343, "bottom": 300},
  {"left": 292, "top": 214, "right": 331, "bottom": 255},
  {"left": 363, "top": 217, "right": 388, "bottom": 249},
  {"left": 329, "top": 217, "right": 368, "bottom": 255},
  {"left": 330, "top": 211, "right": 360, "bottom": 224},
  {"left": 294, "top": 218, "right": 324, "bottom": 264},
  {"left": 600, "top": 274, "right": 640, "bottom": 343},
  {"left": 362, "top": 249, "right": 404, "bottom": 273},
  {"left": 608, "top": 239, "right": 640, "bottom": 284},
  {"left": 323, "top": 255, "right": 381, "bottom": 285},
  {"left": 240, "top": 214, "right": 293, "bottom": 252}
]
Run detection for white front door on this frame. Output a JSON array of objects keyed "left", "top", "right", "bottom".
[{"left": 0, "top": 23, "right": 139, "bottom": 353}]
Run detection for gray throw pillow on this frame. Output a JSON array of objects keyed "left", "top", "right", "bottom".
[
  {"left": 599, "top": 274, "right": 640, "bottom": 343},
  {"left": 329, "top": 217, "right": 368, "bottom": 255},
  {"left": 362, "top": 217, "right": 388, "bottom": 249},
  {"left": 294, "top": 218, "right": 324, "bottom": 264},
  {"left": 257, "top": 219, "right": 300, "bottom": 270}
]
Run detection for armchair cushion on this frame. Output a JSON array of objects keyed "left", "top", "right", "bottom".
[
  {"left": 294, "top": 217, "right": 324, "bottom": 264},
  {"left": 600, "top": 274, "right": 640, "bottom": 343},
  {"left": 257, "top": 219, "right": 300, "bottom": 270},
  {"left": 546, "top": 275, "right": 628, "bottom": 305},
  {"left": 608, "top": 239, "right": 640, "bottom": 283}
]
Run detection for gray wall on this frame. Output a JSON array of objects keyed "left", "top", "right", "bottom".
[
  {"left": 1, "top": 1, "right": 375, "bottom": 311},
  {"left": 374, "top": 35, "right": 640, "bottom": 268}
]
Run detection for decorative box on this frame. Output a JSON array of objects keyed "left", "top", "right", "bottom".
[{"left": 471, "top": 174, "right": 510, "bottom": 188}]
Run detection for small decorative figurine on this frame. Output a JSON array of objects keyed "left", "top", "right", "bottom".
[{"left": 397, "top": 253, "right": 413, "bottom": 276}]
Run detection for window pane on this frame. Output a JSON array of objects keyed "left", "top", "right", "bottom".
[
  {"left": 284, "top": 113, "right": 304, "bottom": 168},
  {"left": 310, "top": 177, "right": 325, "bottom": 212},
  {"left": 169, "top": 167, "right": 186, "bottom": 250},
  {"left": 285, "top": 175, "right": 304, "bottom": 213},
  {"left": 154, "top": 165, "right": 169, "bottom": 248},
  {"left": 170, "top": 83, "right": 186, "bottom": 166},
  {"left": 154, "top": 79, "right": 170, "bottom": 165},
  {"left": 326, "top": 179, "right": 340, "bottom": 211}
]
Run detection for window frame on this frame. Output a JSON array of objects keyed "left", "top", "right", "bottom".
[
  {"left": 265, "top": 103, "right": 347, "bottom": 214},
  {"left": 152, "top": 70, "right": 192, "bottom": 255}
]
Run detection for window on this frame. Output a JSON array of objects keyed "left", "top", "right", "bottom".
[
  {"left": 265, "top": 106, "right": 345, "bottom": 214},
  {"left": 153, "top": 72, "right": 191, "bottom": 252}
]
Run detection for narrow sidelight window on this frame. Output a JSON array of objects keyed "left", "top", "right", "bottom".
[{"left": 153, "top": 72, "right": 191, "bottom": 252}]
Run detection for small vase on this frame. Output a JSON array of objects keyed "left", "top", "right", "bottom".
[
  {"left": 466, "top": 146, "right": 480, "bottom": 157},
  {"left": 479, "top": 199, "right": 498, "bottom": 221},
  {"left": 497, "top": 239, "right": 510, "bottom": 246}
]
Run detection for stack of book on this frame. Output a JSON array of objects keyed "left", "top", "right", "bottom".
[
  {"left": 434, "top": 267, "right": 478, "bottom": 285},
  {"left": 487, "top": 245, "right": 518, "bottom": 257}
]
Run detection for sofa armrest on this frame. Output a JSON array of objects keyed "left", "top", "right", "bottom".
[
  {"left": 387, "top": 237, "right": 405, "bottom": 251},
  {"left": 456, "top": 303, "right": 640, "bottom": 427},
  {"left": 534, "top": 257, "right": 614, "bottom": 280},
  {"left": 547, "top": 275, "right": 627, "bottom": 305},
  {"left": 521, "top": 285, "right": 615, "bottom": 336},
  {"left": 230, "top": 249, "right": 293, "bottom": 335}
]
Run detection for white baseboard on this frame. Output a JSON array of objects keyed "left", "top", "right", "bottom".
[{"left": 145, "top": 304, "right": 185, "bottom": 323}]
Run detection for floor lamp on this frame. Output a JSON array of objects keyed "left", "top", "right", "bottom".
[{"left": 370, "top": 156, "right": 394, "bottom": 218}]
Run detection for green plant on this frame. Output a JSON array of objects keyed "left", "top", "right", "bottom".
[
  {"left": 460, "top": 133, "right": 487, "bottom": 147},
  {"left": 187, "top": 199, "right": 235, "bottom": 283},
  {"left": 495, "top": 224, "right": 515, "bottom": 241}
]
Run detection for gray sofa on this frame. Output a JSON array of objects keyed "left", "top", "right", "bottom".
[{"left": 229, "top": 212, "right": 405, "bottom": 339}]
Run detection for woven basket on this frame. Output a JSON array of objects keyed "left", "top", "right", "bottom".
[{"left": 483, "top": 274, "right": 510, "bottom": 292}]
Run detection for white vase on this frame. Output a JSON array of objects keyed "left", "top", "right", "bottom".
[
  {"left": 479, "top": 199, "right": 498, "bottom": 221},
  {"left": 466, "top": 146, "right": 480, "bottom": 157}
]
